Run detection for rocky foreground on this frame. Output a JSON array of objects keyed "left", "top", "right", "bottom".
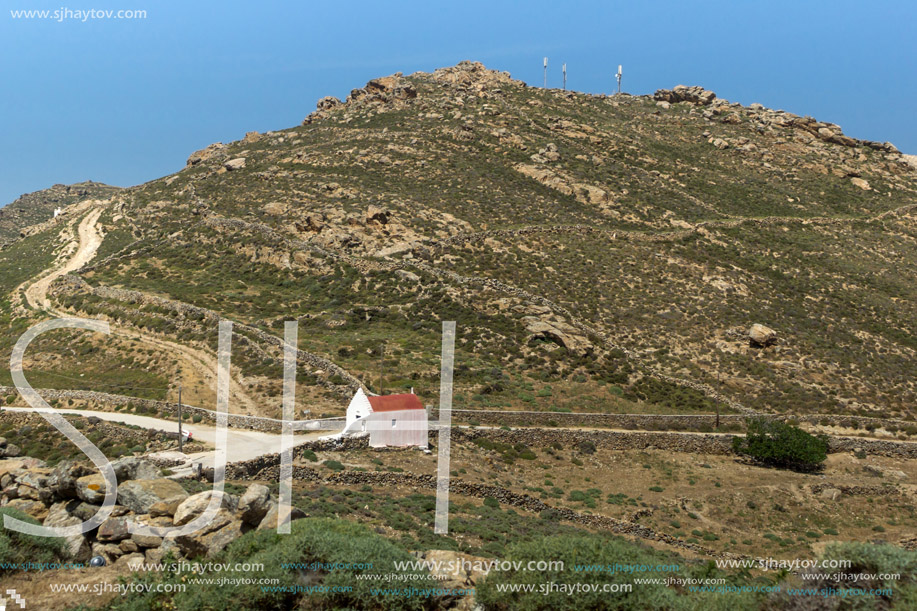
[{"left": 0, "top": 455, "right": 290, "bottom": 565}]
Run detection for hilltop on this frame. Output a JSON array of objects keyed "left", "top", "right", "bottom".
[{"left": 0, "top": 181, "right": 121, "bottom": 245}]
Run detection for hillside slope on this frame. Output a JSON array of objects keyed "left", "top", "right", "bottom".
[{"left": 2, "top": 61, "right": 916, "bottom": 420}]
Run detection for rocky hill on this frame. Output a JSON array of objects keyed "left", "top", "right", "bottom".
[
  {"left": 0, "top": 181, "right": 121, "bottom": 244},
  {"left": 3, "top": 61, "right": 916, "bottom": 421}
]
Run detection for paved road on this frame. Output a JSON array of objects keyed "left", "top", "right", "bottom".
[{"left": 3, "top": 407, "right": 338, "bottom": 471}]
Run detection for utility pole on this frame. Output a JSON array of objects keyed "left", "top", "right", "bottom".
[
  {"left": 543, "top": 57, "right": 548, "bottom": 88},
  {"left": 177, "top": 383, "right": 183, "bottom": 452},
  {"left": 562, "top": 63, "right": 567, "bottom": 91},
  {"left": 616, "top": 64, "right": 622, "bottom": 94}
]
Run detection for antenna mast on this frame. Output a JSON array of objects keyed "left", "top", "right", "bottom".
[
  {"left": 543, "top": 57, "right": 548, "bottom": 88},
  {"left": 562, "top": 63, "right": 567, "bottom": 91},
  {"left": 616, "top": 64, "right": 622, "bottom": 94}
]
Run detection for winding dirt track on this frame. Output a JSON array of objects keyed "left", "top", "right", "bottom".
[{"left": 20, "top": 206, "right": 261, "bottom": 415}]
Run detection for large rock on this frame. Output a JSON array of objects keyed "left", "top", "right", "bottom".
[
  {"left": 238, "top": 484, "right": 272, "bottom": 526},
  {"left": 50, "top": 460, "right": 93, "bottom": 499},
  {"left": 174, "top": 518, "right": 243, "bottom": 558},
  {"left": 223, "top": 158, "right": 246, "bottom": 171},
  {"left": 117, "top": 479, "right": 188, "bottom": 514},
  {"left": 112, "top": 457, "right": 161, "bottom": 481},
  {"left": 748, "top": 323, "right": 778, "bottom": 347},
  {"left": 149, "top": 496, "right": 186, "bottom": 518},
  {"left": 173, "top": 491, "right": 237, "bottom": 526},
  {"left": 43, "top": 501, "right": 90, "bottom": 560},
  {"left": 256, "top": 501, "right": 306, "bottom": 530},
  {"left": 97, "top": 517, "right": 131, "bottom": 542},
  {"left": 75, "top": 473, "right": 110, "bottom": 504}
]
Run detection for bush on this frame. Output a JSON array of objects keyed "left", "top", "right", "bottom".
[
  {"left": 301, "top": 449, "right": 318, "bottom": 462},
  {"left": 104, "top": 518, "right": 439, "bottom": 610},
  {"left": 0, "top": 508, "right": 66, "bottom": 575},
  {"left": 476, "top": 534, "right": 756, "bottom": 610},
  {"left": 192, "top": 413, "right": 203, "bottom": 423},
  {"left": 732, "top": 418, "right": 828, "bottom": 472},
  {"left": 323, "top": 460, "right": 344, "bottom": 472}
]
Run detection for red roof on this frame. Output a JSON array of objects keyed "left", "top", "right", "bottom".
[{"left": 368, "top": 393, "right": 424, "bottom": 412}]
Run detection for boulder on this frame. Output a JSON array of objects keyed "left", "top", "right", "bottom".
[
  {"left": 850, "top": 177, "right": 870, "bottom": 190},
  {"left": 238, "top": 484, "right": 272, "bottom": 526},
  {"left": 75, "top": 473, "right": 110, "bottom": 504},
  {"left": 117, "top": 479, "right": 188, "bottom": 514},
  {"left": 50, "top": 460, "right": 93, "bottom": 498},
  {"left": 176, "top": 519, "right": 244, "bottom": 558},
  {"left": 748, "top": 323, "right": 778, "bottom": 347},
  {"left": 112, "top": 457, "right": 161, "bottom": 481},
  {"left": 1, "top": 444, "right": 21, "bottom": 458},
  {"left": 149, "top": 496, "right": 186, "bottom": 518},
  {"left": 97, "top": 517, "right": 131, "bottom": 542},
  {"left": 173, "top": 491, "right": 237, "bottom": 526},
  {"left": 43, "top": 501, "right": 90, "bottom": 560},
  {"left": 257, "top": 502, "right": 306, "bottom": 530},
  {"left": 224, "top": 158, "right": 246, "bottom": 171}
]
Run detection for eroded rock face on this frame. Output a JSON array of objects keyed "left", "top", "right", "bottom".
[{"left": 523, "top": 317, "right": 593, "bottom": 357}]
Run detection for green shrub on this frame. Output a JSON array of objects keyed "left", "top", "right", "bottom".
[
  {"left": 192, "top": 413, "right": 203, "bottom": 423},
  {"left": 323, "top": 460, "right": 344, "bottom": 472},
  {"left": 104, "top": 518, "right": 438, "bottom": 610},
  {"left": 733, "top": 418, "right": 828, "bottom": 471},
  {"left": 300, "top": 449, "right": 318, "bottom": 462},
  {"left": 476, "top": 534, "right": 756, "bottom": 610},
  {"left": 0, "top": 508, "right": 66, "bottom": 574}
]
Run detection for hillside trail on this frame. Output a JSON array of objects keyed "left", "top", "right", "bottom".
[{"left": 18, "top": 204, "right": 262, "bottom": 416}]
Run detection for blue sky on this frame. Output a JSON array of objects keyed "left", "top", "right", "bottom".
[{"left": 1, "top": 0, "right": 914, "bottom": 206}]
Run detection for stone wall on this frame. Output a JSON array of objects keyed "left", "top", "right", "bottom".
[
  {"left": 51, "top": 274, "right": 362, "bottom": 394},
  {"left": 0, "top": 385, "right": 288, "bottom": 433}
]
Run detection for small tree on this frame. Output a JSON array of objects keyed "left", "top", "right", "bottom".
[{"left": 733, "top": 418, "right": 828, "bottom": 472}]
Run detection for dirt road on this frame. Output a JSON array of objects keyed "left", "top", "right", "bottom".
[{"left": 20, "top": 205, "right": 261, "bottom": 415}]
